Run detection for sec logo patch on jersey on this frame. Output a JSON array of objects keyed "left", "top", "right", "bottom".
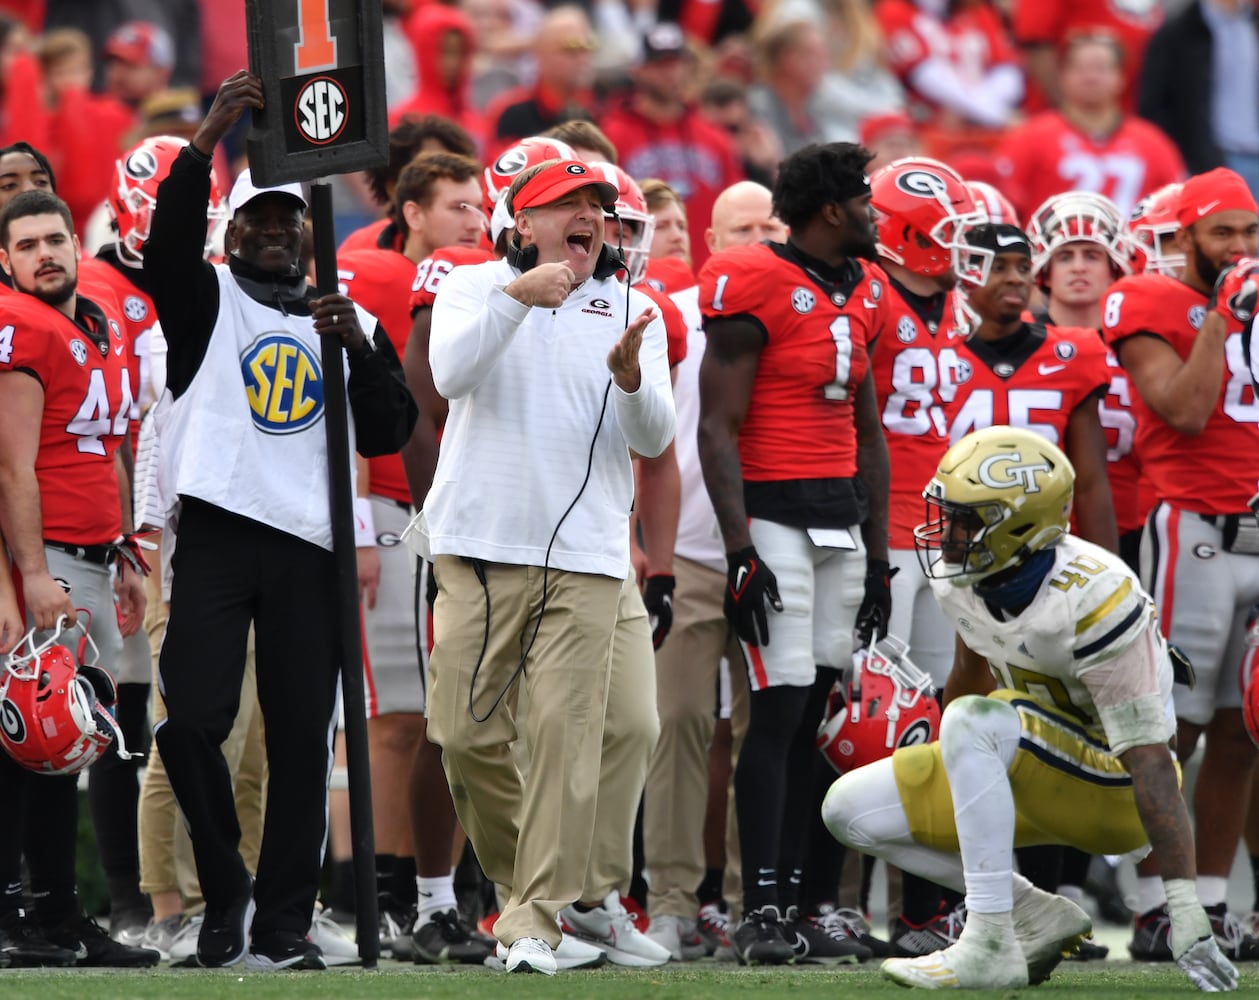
[
  {"left": 240, "top": 334, "right": 324, "bottom": 434},
  {"left": 1188, "top": 305, "right": 1206, "bottom": 330},
  {"left": 69, "top": 340, "right": 88, "bottom": 366},
  {"left": 896, "top": 316, "right": 917, "bottom": 343},
  {"left": 124, "top": 296, "right": 148, "bottom": 322},
  {"left": 792, "top": 287, "right": 816, "bottom": 314},
  {"left": 1054, "top": 340, "right": 1076, "bottom": 361}
]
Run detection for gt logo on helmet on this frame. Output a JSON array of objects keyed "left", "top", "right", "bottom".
[
  {"left": 895, "top": 170, "right": 949, "bottom": 200},
  {"left": 978, "top": 452, "right": 1052, "bottom": 493}
]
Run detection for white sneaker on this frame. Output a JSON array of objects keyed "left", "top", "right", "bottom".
[
  {"left": 168, "top": 914, "right": 203, "bottom": 967},
  {"left": 560, "top": 891, "right": 670, "bottom": 967},
  {"left": 307, "top": 906, "right": 359, "bottom": 967},
  {"left": 645, "top": 913, "right": 708, "bottom": 962},
  {"left": 505, "top": 937, "right": 556, "bottom": 975},
  {"left": 141, "top": 914, "right": 186, "bottom": 961},
  {"left": 882, "top": 934, "right": 1029, "bottom": 989},
  {"left": 495, "top": 933, "right": 607, "bottom": 970},
  {"left": 1013, "top": 887, "right": 1093, "bottom": 985}
]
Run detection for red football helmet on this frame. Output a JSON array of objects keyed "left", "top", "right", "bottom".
[
  {"left": 587, "top": 161, "right": 656, "bottom": 286},
  {"left": 966, "top": 181, "right": 1020, "bottom": 229},
  {"left": 1128, "top": 183, "right": 1185, "bottom": 276},
  {"left": 109, "top": 135, "right": 227, "bottom": 267},
  {"left": 816, "top": 635, "right": 941, "bottom": 774},
  {"left": 482, "top": 136, "right": 578, "bottom": 220},
  {"left": 0, "top": 618, "right": 133, "bottom": 775},
  {"left": 1028, "top": 191, "right": 1131, "bottom": 284},
  {"left": 871, "top": 157, "right": 985, "bottom": 280}
]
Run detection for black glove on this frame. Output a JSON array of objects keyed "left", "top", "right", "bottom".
[
  {"left": 643, "top": 574, "right": 675, "bottom": 650},
  {"left": 855, "top": 559, "right": 898, "bottom": 650},
  {"left": 724, "top": 546, "right": 782, "bottom": 647}
]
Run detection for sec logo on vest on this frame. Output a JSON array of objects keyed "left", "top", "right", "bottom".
[{"left": 241, "top": 334, "right": 324, "bottom": 434}]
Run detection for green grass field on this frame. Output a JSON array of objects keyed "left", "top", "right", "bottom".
[{"left": 2, "top": 962, "right": 1259, "bottom": 999}]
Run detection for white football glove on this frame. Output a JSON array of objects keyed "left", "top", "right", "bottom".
[{"left": 1176, "top": 937, "right": 1239, "bottom": 992}]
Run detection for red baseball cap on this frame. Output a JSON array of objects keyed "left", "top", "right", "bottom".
[
  {"left": 511, "top": 160, "right": 618, "bottom": 213},
  {"left": 1177, "top": 168, "right": 1258, "bottom": 227},
  {"left": 859, "top": 111, "right": 916, "bottom": 150},
  {"left": 104, "top": 21, "right": 174, "bottom": 71}
]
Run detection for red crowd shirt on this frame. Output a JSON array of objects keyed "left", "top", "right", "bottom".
[
  {"left": 600, "top": 104, "right": 742, "bottom": 271},
  {"left": 1012, "top": 0, "right": 1163, "bottom": 114},
  {"left": 876, "top": 0, "right": 1020, "bottom": 124},
  {"left": 338, "top": 247, "right": 421, "bottom": 505},
  {"left": 0, "top": 292, "right": 131, "bottom": 543},
  {"left": 339, "top": 218, "right": 398, "bottom": 255},
  {"left": 944, "top": 322, "right": 1109, "bottom": 446},
  {"left": 1102, "top": 274, "right": 1259, "bottom": 515},
  {"left": 997, "top": 112, "right": 1185, "bottom": 220},
  {"left": 699, "top": 242, "right": 888, "bottom": 482},
  {"left": 871, "top": 281, "right": 965, "bottom": 550}
]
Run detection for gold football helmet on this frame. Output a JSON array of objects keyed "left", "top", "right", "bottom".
[{"left": 915, "top": 425, "right": 1075, "bottom": 584}]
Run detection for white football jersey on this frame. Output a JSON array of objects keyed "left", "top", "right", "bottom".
[{"left": 933, "top": 535, "right": 1172, "bottom": 743}]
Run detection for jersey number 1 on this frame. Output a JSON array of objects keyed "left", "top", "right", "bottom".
[{"left": 295, "top": 0, "right": 337, "bottom": 73}]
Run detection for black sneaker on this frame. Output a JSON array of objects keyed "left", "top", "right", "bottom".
[
  {"left": 1084, "top": 855, "right": 1133, "bottom": 925},
  {"left": 731, "top": 905, "right": 794, "bottom": 966},
  {"left": 245, "top": 930, "right": 327, "bottom": 971},
  {"left": 0, "top": 911, "right": 77, "bottom": 967},
  {"left": 1067, "top": 937, "right": 1110, "bottom": 961},
  {"left": 1206, "top": 903, "right": 1259, "bottom": 960},
  {"left": 412, "top": 908, "right": 495, "bottom": 964},
  {"left": 784, "top": 906, "right": 870, "bottom": 964},
  {"left": 889, "top": 903, "right": 966, "bottom": 957},
  {"left": 198, "top": 885, "right": 256, "bottom": 968},
  {"left": 378, "top": 894, "right": 411, "bottom": 949},
  {"left": 41, "top": 913, "right": 160, "bottom": 967},
  {"left": 1127, "top": 904, "right": 1173, "bottom": 962},
  {"left": 816, "top": 904, "right": 890, "bottom": 958}
]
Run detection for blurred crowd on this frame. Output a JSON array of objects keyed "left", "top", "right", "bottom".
[{"left": 0, "top": 0, "right": 1255, "bottom": 254}]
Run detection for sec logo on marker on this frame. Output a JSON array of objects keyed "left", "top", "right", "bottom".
[{"left": 241, "top": 334, "right": 325, "bottom": 434}]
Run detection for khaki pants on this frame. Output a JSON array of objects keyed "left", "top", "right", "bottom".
[
  {"left": 585, "top": 573, "right": 660, "bottom": 902},
  {"left": 139, "top": 565, "right": 267, "bottom": 906},
  {"left": 426, "top": 557, "right": 620, "bottom": 947},
  {"left": 643, "top": 556, "right": 748, "bottom": 918}
]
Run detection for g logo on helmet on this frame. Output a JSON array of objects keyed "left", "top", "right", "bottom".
[
  {"left": 0, "top": 698, "right": 25, "bottom": 744},
  {"left": 897, "top": 718, "right": 933, "bottom": 748},
  {"left": 124, "top": 148, "right": 159, "bottom": 180},
  {"left": 895, "top": 170, "right": 949, "bottom": 200},
  {"left": 977, "top": 451, "right": 1052, "bottom": 493}
]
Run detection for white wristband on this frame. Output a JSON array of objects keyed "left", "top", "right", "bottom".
[
  {"left": 1164, "top": 877, "right": 1212, "bottom": 960},
  {"left": 353, "top": 497, "right": 376, "bottom": 548}
]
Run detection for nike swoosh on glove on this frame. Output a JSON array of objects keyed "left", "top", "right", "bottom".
[
  {"left": 1211, "top": 257, "right": 1259, "bottom": 324},
  {"left": 724, "top": 546, "right": 782, "bottom": 647},
  {"left": 1176, "top": 937, "right": 1239, "bottom": 992},
  {"left": 854, "top": 559, "right": 898, "bottom": 649},
  {"left": 643, "top": 574, "right": 676, "bottom": 650}
]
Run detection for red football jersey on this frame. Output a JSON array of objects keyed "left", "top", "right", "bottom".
[
  {"left": 339, "top": 218, "right": 400, "bottom": 254},
  {"left": 876, "top": 0, "right": 1019, "bottom": 123},
  {"left": 1012, "top": 0, "right": 1162, "bottom": 113},
  {"left": 77, "top": 257, "right": 155, "bottom": 418},
  {"left": 997, "top": 112, "right": 1185, "bottom": 220},
  {"left": 944, "top": 323, "right": 1109, "bottom": 446},
  {"left": 1098, "top": 343, "right": 1148, "bottom": 535},
  {"left": 872, "top": 282, "right": 966, "bottom": 549},
  {"left": 0, "top": 292, "right": 130, "bottom": 543},
  {"left": 638, "top": 283, "right": 688, "bottom": 368},
  {"left": 644, "top": 255, "right": 697, "bottom": 296},
  {"left": 338, "top": 247, "right": 421, "bottom": 505},
  {"left": 1103, "top": 274, "right": 1259, "bottom": 515},
  {"left": 699, "top": 243, "right": 887, "bottom": 482},
  {"left": 408, "top": 246, "right": 497, "bottom": 314}
]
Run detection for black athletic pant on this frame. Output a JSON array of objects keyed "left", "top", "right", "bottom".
[
  {"left": 0, "top": 752, "right": 79, "bottom": 922},
  {"left": 155, "top": 500, "right": 340, "bottom": 938}
]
